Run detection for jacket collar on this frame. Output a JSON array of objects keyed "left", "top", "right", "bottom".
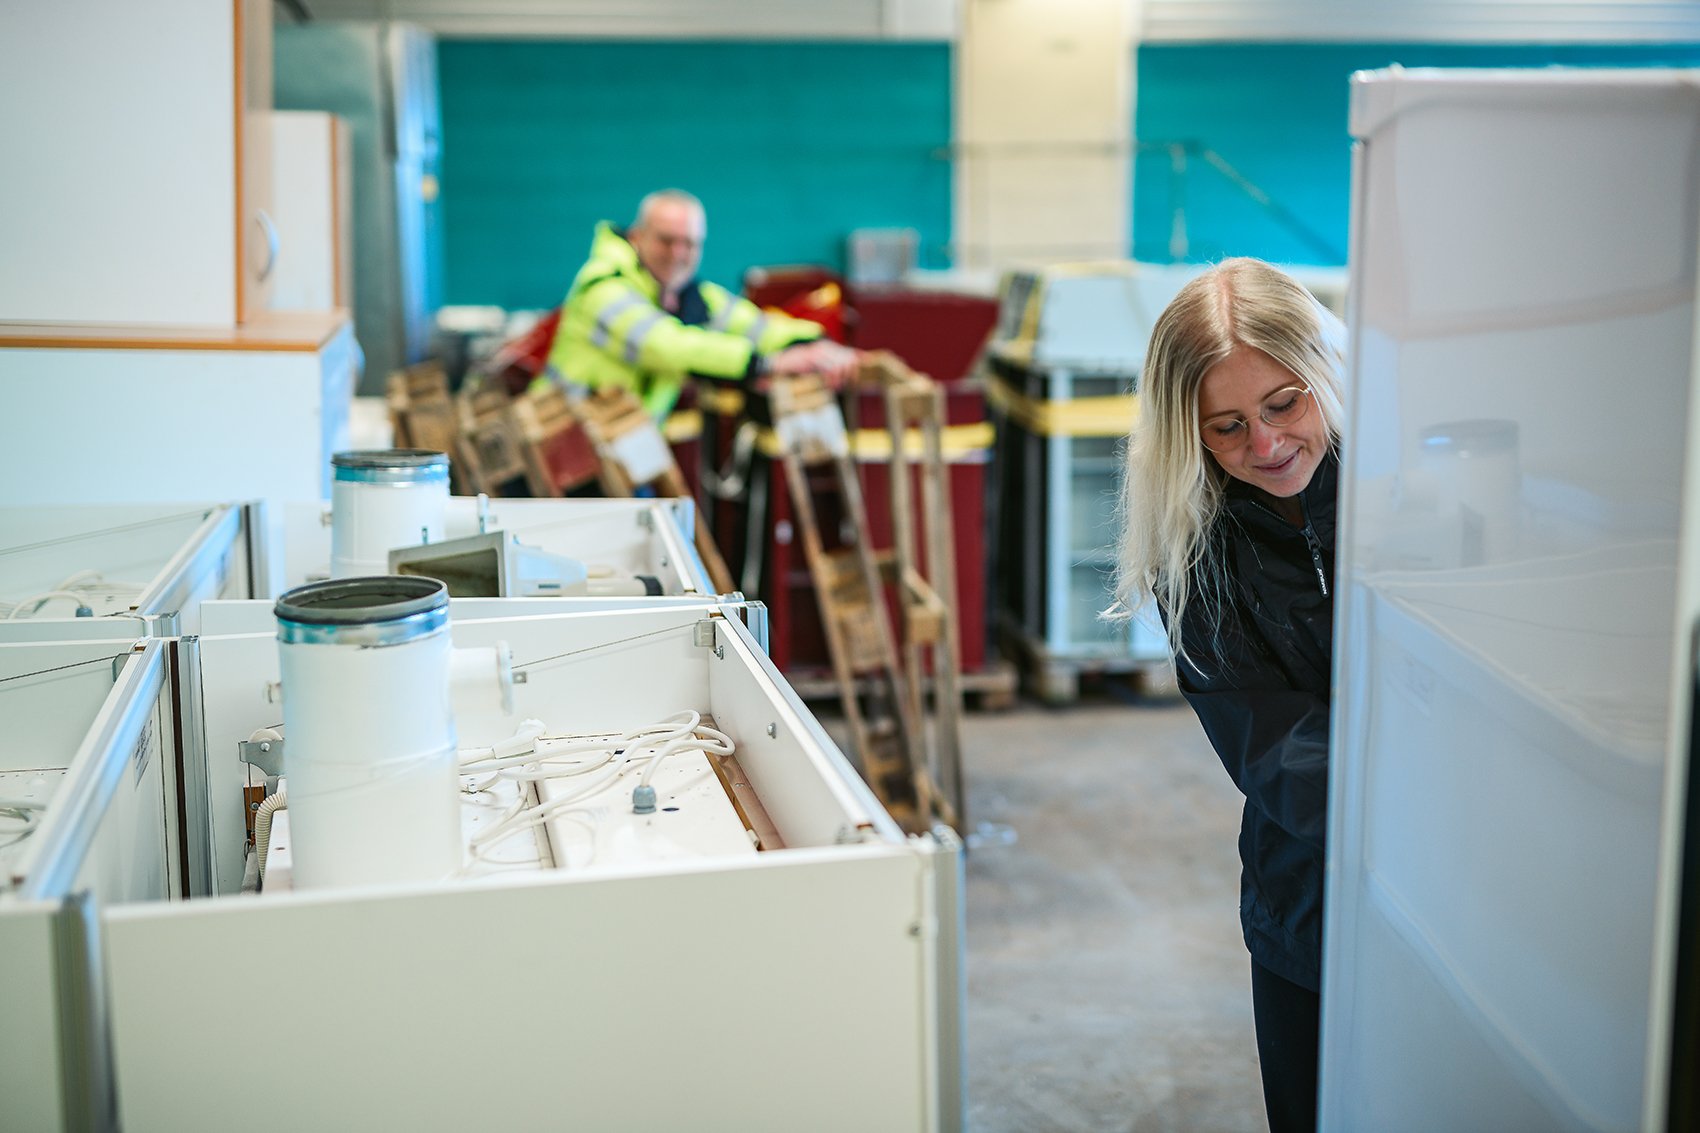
[
  {"left": 1219, "top": 446, "right": 1339, "bottom": 528},
  {"left": 589, "top": 222, "right": 706, "bottom": 308}
]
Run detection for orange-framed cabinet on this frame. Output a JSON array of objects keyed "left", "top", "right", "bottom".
[{"left": 0, "top": 0, "right": 276, "bottom": 326}]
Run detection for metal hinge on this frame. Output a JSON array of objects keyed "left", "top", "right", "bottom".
[
  {"left": 693, "top": 619, "right": 723, "bottom": 659},
  {"left": 238, "top": 738, "right": 285, "bottom": 777}
]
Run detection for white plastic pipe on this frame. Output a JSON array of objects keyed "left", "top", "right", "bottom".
[
  {"left": 275, "top": 577, "right": 460, "bottom": 890},
  {"left": 330, "top": 450, "right": 451, "bottom": 579}
]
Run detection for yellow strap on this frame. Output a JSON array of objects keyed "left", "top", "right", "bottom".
[
  {"left": 694, "top": 385, "right": 747, "bottom": 417},
  {"left": 985, "top": 374, "right": 1138, "bottom": 437},
  {"left": 751, "top": 421, "right": 995, "bottom": 461},
  {"left": 662, "top": 408, "right": 702, "bottom": 443}
]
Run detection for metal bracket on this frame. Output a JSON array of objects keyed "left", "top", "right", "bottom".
[
  {"left": 238, "top": 738, "right": 284, "bottom": 777},
  {"left": 693, "top": 619, "right": 718, "bottom": 650}
]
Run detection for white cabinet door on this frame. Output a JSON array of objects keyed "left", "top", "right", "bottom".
[
  {"left": 0, "top": 0, "right": 274, "bottom": 325},
  {"left": 267, "top": 111, "right": 350, "bottom": 313},
  {"left": 1325, "top": 68, "right": 1700, "bottom": 1133}
]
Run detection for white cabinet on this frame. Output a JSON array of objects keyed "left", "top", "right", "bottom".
[
  {"left": 0, "top": 313, "right": 356, "bottom": 509},
  {"left": 0, "top": 0, "right": 275, "bottom": 326},
  {"left": 267, "top": 110, "right": 351, "bottom": 314},
  {"left": 4, "top": 603, "right": 962, "bottom": 1131},
  {"left": 1324, "top": 68, "right": 1700, "bottom": 1133},
  {"left": 0, "top": 639, "right": 176, "bottom": 1131}
]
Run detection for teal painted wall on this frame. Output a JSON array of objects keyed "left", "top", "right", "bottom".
[
  {"left": 1133, "top": 43, "right": 1700, "bottom": 266},
  {"left": 437, "top": 40, "right": 952, "bottom": 309}
]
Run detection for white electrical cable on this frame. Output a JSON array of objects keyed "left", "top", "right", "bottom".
[
  {"left": 459, "top": 711, "right": 737, "bottom": 863},
  {"left": 4, "top": 591, "right": 93, "bottom": 619},
  {"left": 0, "top": 571, "right": 149, "bottom": 619},
  {"left": 456, "top": 719, "right": 547, "bottom": 769},
  {"left": 638, "top": 726, "right": 734, "bottom": 789},
  {"left": 0, "top": 798, "right": 45, "bottom": 851}
]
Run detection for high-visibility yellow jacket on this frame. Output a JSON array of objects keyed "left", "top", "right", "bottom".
[{"left": 544, "top": 222, "right": 826, "bottom": 419}]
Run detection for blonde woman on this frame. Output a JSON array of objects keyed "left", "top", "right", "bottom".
[{"left": 1113, "top": 258, "right": 1345, "bottom": 1133}]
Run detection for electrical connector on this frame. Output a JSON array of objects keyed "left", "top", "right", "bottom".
[{"left": 631, "top": 784, "right": 657, "bottom": 815}]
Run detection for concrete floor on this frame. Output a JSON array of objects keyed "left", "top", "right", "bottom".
[{"left": 957, "top": 692, "right": 1267, "bottom": 1133}]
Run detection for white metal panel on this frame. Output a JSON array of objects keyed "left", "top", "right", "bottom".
[
  {"left": 13, "top": 644, "right": 172, "bottom": 899},
  {"left": 1324, "top": 68, "right": 1700, "bottom": 1133},
  {"left": 450, "top": 605, "right": 716, "bottom": 736},
  {"left": 0, "top": 327, "right": 356, "bottom": 509},
  {"left": 282, "top": 496, "right": 712, "bottom": 594},
  {"left": 0, "top": 905, "right": 67, "bottom": 1132},
  {"left": 106, "top": 846, "right": 932, "bottom": 1132},
  {"left": 708, "top": 614, "right": 896, "bottom": 847},
  {"left": 0, "top": 640, "right": 135, "bottom": 778},
  {"left": 0, "top": 642, "right": 215, "bottom": 1130},
  {"left": 190, "top": 631, "right": 280, "bottom": 895},
  {"left": 0, "top": 2, "right": 238, "bottom": 325}
]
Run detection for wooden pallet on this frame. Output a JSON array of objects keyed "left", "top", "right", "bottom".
[
  {"left": 511, "top": 383, "right": 601, "bottom": 497},
  {"left": 385, "top": 361, "right": 469, "bottom": 493},
  {"left": 454, "top": 381, "right": 533, "bottom": 497},
  {"left": 767, "top": 374, "right": 931, "bottom": 830},
  {"left": 574, "top": 388, "right": 736, "bottom": 594},
  {"left": 860, "top": 351, "right": 968, "bottom": 832}
]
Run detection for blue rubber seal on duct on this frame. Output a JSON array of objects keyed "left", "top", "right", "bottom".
[
  {"left": 332, "top": 449, "right": 451, "bottom": 485},
  {"left": 275, "top": 576, "right": 449, "bottom": 646}
]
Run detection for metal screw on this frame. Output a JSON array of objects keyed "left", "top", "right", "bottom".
[{"left": 766, "top": 723, "right": 777, "bottom": 738}]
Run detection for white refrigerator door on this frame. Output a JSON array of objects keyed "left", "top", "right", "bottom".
[{"left": 1325, "top": 68, "right": 1700, "bottom": 1133}]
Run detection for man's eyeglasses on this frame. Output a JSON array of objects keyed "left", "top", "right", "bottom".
[{"left": 1200, "top": 385, "right": 1313, "bottom": 453}]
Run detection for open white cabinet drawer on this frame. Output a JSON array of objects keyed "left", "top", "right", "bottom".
[
  {"left": 0, "top": 637, "right": 182, "bottom": 1131},
  {"left": 13, "top": 602, "right": 963, "bottom": 1132},
  {"left": 0, "top": 502, "right": 259, "bottom": 642}
]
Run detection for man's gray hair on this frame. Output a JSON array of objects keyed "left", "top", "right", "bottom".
[{"left": 632, "top": 188, "right": 704, "bottom": 230}]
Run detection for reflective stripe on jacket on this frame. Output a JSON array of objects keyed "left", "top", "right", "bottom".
[
  {"left": 545, "top": 222, "right": 824, "bottom": 419},
  {"left": 1162, "top": 449, "right": 1338, "bottom": 993}
]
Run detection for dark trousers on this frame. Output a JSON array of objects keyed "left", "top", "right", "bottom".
[{"left": 1250, "top": 959, "right": 1320, "bottom": 1133}]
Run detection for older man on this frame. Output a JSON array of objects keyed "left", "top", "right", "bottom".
[{"left": 545, "top": 189, "right": 857, "bottom": 419}]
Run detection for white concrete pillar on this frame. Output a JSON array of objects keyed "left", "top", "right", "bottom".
[{"left": 954, "top": 0, "right": 1139, "bottom": 276}]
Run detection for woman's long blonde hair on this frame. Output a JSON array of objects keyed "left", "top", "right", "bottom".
[{"left": 1109, "top": 258, "right": 1347, "bottom": 659}]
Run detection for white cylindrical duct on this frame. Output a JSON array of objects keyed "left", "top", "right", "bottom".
[
  {"left": 330, "top": 450, "right": 451, "bottom": 579},
  {"left": 275, "top": 576, "right": 460, "bottom": 890}
]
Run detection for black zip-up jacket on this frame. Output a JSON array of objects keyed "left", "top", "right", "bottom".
[{"left": 1163, "top": 449, "right": 1337, "bottom": 992}]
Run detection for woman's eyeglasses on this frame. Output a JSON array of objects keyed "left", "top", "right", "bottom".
[{"left": 1200, "top": 385, "right": 1313, "bottom": 453}]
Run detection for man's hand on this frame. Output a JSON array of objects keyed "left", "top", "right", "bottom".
[{"left": 766, "top": 339, "right": 861, "bottom": 389}]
